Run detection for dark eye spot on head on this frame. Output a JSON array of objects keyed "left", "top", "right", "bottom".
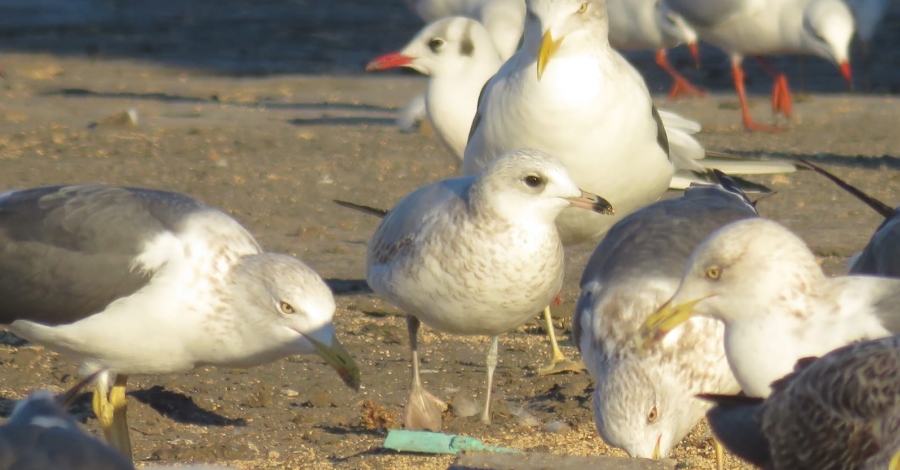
[
  {"left": 428, "top": 38, "right": 444, "bottom": 53},
  {"left": 524, "top": 174, "right": 545, "bottom": 188},
  {"left": 460, "top": 38, "right": 474, "bottom": 56}
]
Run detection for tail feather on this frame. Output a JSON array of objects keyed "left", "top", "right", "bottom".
[{"left": 333, "top": 199, "right": 389, "bottom": 218}]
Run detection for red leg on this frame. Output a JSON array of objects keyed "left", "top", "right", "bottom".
[
  {"left": 754, "top": 56, "right": 792, "bottom": 117},
  {"left": 655, "top": 49, "right": 705, "bottom": 99},
  {"left": 732, "top": 59, "right": 781, "bottom": 132}
]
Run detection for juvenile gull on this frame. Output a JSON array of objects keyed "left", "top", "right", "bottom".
[
  {"left": 662, "top": 0, "right": 854, "bottom": 130},
  {"left": 801, "top": 159, "right": 900, "bottom": 278},
  {"left": 0, "top": 185, "right": 360, "bottom": 459},
  {"left": 574, "top": 173, "right": 748, "bottom": 460},
  {"left": 607, "top": 0, "right": 705, "bottom": 98},
  {"left": 701, "top": 335, "right": 900, "bottom": 470},
  {"left": 636, "top": 217, "right": 900, "bottom": 397},
  {"left": 365, "top": 149, "right": 613, "bottom": 431}
]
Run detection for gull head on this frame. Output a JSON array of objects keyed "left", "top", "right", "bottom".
[
  {"left": 802, "top": 0, "right": 855, "bottom": 85},
  {"left": 636, "top": 219, "right": 823, "bottom": 347},
  {"left": 525, "top": 0, "right": 609, "bottom": 79},
  {"left": 593, "top": 364, "right": 695, "bottom": 460},
  {"left": 474, "top": 148, "right": 613, "bottom": 224},
  {"left": 229, "top": 253, "right": 360, "bottom": 390},
  {"left": 365, "top": 17, "right": 497, "bottom": 76}
]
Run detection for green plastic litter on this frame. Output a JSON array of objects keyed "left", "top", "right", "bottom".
[{"left": 383, "top": 429, "right": 521, "bottom": 455}]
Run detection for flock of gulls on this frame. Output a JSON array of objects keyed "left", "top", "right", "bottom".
[{"left": 0, "top": 0, "right": 897, "bottom": 469}]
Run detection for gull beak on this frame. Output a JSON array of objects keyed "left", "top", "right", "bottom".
[
  {"left": 306, "top": 333, "right": 361, "bottom": 391},
  {"left": 567, "top": 190, "right": 614, "bottom": 215},
  {"left": 838, "top": 61, "right": 852, "bottom": 89},
  {"left": 651, "top": 434, "right": 662, "bottom": 460},
  {"left": 56, "top": 368, "right": 107, "bottom": 407},
  {"left": 537, "top": 31, "right": 564, "bottom": 80},
  {"left": 365, "top": 52, "right": 414, "bottom": 72},
  {"left": 688, "top": 43, "right": 701, "bottom": 68},
  {"left": 635, "top": 296, "right": 711, "bottom": 350}
]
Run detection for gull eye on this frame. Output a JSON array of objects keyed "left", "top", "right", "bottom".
[
  {"left": 706, "top": 267, "right": 721, "bottom": 280},
  {"left": 279, "top": 301, "right": 296, "bottom": 314},
  {"left": 428, "top": 38, "right": 444, "bottom": 53},
  {"left": 524, "top": 174, "right": 544, "bottom": 188},
  {"left": 577, "top": 2, "right": 589, "bottom": 14},
  {"left": 647, "top": 406, "right": 658, "bottom": 423}
]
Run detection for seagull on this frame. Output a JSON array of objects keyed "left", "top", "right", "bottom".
[
  {"left": 367, "top": 17, "right": 504, "bottom": 159},
  {"left": 364, "top": 149, "right": 613, "bottom": 431},
  {"left": 396, "top": 0, "right": 526, "bottom": 132},
  {"left": 461, "top": 0, "right": 795, "bottom": 373},
  {"left": 700, "top": 335, "right": 900, "bottom": 470},
  {"left": 661, "top": 0, "right": 855, "bottom": 131},
  {"left": 607, "top": 0, "right": 705, "bottom": 98},
  {"left": 0, "top": 370, "right": 135, "bottom": 470},
  {"left": 636, "top": 217, "right": 900, "bottom": 398},
  {"left": 574, "top": 172, "right": 748, "bottom": 461},
  {"left": 800, "top": 159, "right": 900, "bottom": 278},
  {"left": 0, "top": 185, "right": 361, "bottom": 460},
  {"left": 367, "top": 17, "right": 796, "bottom": 182}
]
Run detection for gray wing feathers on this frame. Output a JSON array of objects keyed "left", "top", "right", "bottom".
[
  {"left": 0, "top": 185, "right": 209, "bottom": 326},
  {"left": 0, "top": 424, "right": 135, "bottom": 470},
  {"left": 850, "top": 217, "right": 900, "bottom": 278},
  {"left": 579, "top": 184, "right": 758, "bottom": 288}
]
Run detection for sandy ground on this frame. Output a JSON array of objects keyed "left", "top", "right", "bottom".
[{"left": 1, "top": 1, "right": 900, "bottom": 469}]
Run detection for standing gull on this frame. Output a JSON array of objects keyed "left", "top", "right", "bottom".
[
  {"left": 800, "top": 159, "right": 900, "bottom": 278},
  {"left": 365, "top": 149, "right": 614, "bottom": 431},
  {"left": 461, "top": 0, "right": 791, "bottom": 374},
  {"left": 0, "top": 185, "right": 360, "bottom": 459},
  {"left": 574, "top": 173, "right": 747, "bottom": 460},
  {"left": 636, "top": 217, "right": 900, "bottom": 397},
  {"left": 606, "top": 0, "right": 705, "bottom": 98},
  {"left": 662, "top": 0, "right": 855, "bottom": 130},
  {"left": 701, "top": 335, "right": 900, "bottom": 470}
]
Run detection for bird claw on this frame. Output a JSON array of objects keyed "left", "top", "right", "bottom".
[
  {"left": 403, "top": 385, "right": 447, "bottom": 431},
  {"left": 538, "top": 357, "right": 586, "bottom": 376}
]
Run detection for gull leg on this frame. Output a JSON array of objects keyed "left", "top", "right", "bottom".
[
  {"left": 481, "top": 336, "right": 500, "bottom": 424},
  {"left": 93, "top": 373, "right": 133, "bottom": 460},
  {"left": 538, "top": 306, "right": 586, "bottom": 376},
  {"left": 731, "top": 57, "right": 781, "bottom": 132},
  {"left": 754, "top": 56, "right": 792, "bottom": 117},
  {"left": 403, "top": 315, "right": 446, "bottom": 431},
  {"left": 655, "top": 49, "right": 705, "bottom": 99},
  {"left": 714, "top": 435, "right": 724, "bottom": 470}
]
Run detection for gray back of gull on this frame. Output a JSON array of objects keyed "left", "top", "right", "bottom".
[{"left": 0, "top": 185, "right": 211, "bottom": 326}]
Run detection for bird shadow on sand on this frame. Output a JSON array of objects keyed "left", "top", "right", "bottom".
[
  {"left": 44, "top": 88, "right": 396, "bottom": 113},
  {"left": 130, "top": 386, "right": 246, "bottom": 427},
  {"left": 326, "top": 278, "right": 372, "bottom": 296}
]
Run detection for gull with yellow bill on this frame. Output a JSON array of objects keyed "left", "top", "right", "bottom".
[{"left": 636, "top": 217, "right": 900, "bottom": 398}]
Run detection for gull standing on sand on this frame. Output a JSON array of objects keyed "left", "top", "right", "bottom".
[
  {"left": 701, "top": 335, "right": 900, "bottom": 470},
  {"left": 462, "top": 0, "right": 788, "bottom": 374},
  {"left": 800, "top": 159, "right": 900, "bottom": 278},
  {"left": 366, "top": 149, "right": 614, "bottom": 431},
  {"left": 636, "top": 217, "right": 900, "bottom": 398},
  {"left": 0, "top": 185, "right": 360, "bottom": 460},
  {"left": 661, "top": 0, "right": 855, "bottom": 130},
  {"left": 606, "top": 0, "right": 705, "bottom": 98},
  {"left": 574, "top": 174, "right": 750, "bottom": 460}
]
